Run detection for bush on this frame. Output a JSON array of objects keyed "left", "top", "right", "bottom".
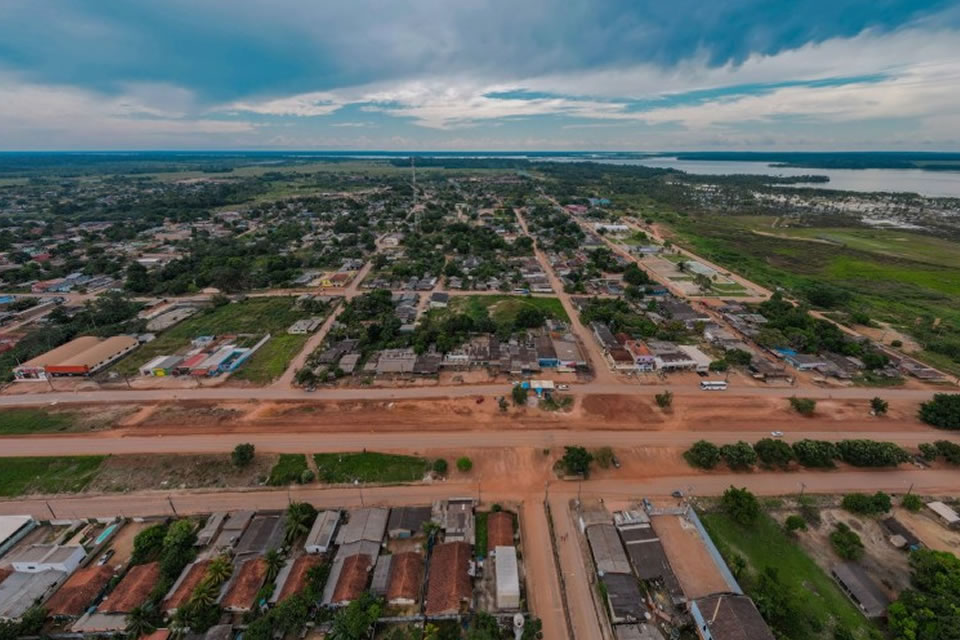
[
  {"left": 785, "top": 514, "right": 807, "bottom": 533},
  {"left": 902, "top": 494, "right": 924, "bottom": 512},
  {"left": 511, "top": 384, "right": 529, "bottom": 406},
  {"left": 560, "top": 446, "right": 593, "bottom": 477},
  {"left": 299, "top": 469, "right": 315, "bottom": 484},
  {"left": 654, "top": 390, "right": 673, "bottom": 409},
  {"left": 726, "top": 349, "right": 753, "bottom": 366},
  {"left": 841, "top": 491, "right": 892, "bottom": 515},
  {"left": 789, "top": 396, "right": 817, "bottom": 416},
  {"left": 919, "top": 393, "right": 960, "bottom": 429},
  {"left": 891, "top": 339, "right": 903, "bottom": 348},
  {"left": 792, "top": 439, "right": 839, "bottom": 468},
  {"left": 232, "top": 443, "right": 255, "bottom": 468},
  {"left": 836, "top": 439, "right": 909, "bottom": 467},
  {"left": 721, "top": 486, "right": 761, "bottom": 526},
  {"left": 684, "top": 440, "right": 721, "bottom": 469},
  {"left": 935, "top": 439, "right": 960, "bottom": 465},
  {"left": 593, "top": 447, "right": 615, "bottom": 470},
  {"left": 918, "top": 443, "right": 938, "bottom": 460},
  {"left": 720, "top": 441, "right": 757, "bottom": 470},
  {"left": 754, "top": 438, "right": 794, "bottom": 468},
  {"left": 432, "top": 458, "right": 449, "bottom": 475},
  {"left": 456, "top": 457, "right": 473, "bottom": 473},
  {"left": 709, "top": 360, "right": 729, "bottom": 372},
  {"left": 830, "top": 522, "right": 864, "bottom": 560},
  {"left": 870, "top": 397, "right": 889, "bottom": 416}
]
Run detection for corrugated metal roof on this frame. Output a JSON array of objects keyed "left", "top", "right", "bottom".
[{"left": 21, "top": 336, "right": 101, "bottom": 367}]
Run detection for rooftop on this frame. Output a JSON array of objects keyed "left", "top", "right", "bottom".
[
  {"left": 331, "top": 554, "right": 372, "bottom": 605},
  {"left": 46, "top": 565, "right": 115, "bottom": 617},
  {"left": 486, "top": 512, "right": 514, "bottom": 551},
  {"left": 425, "top": 541, "right": 472, "bottom": 616},
  {"left": 692, "top": 593, "right": 776, "bottom": 640},
  {"left": 221, "top": 557, "right": 267, "bottom": 611},
  {"left": 99, "top": 562, "right": 161, "bottom": 614},
  {"left": 387, "top": 552, "right": 423, "bottom": 603},
  {"left": 163, "top": 560, "right": 211, "bottom": 612},
  {"left": 275, "top": 555, "right": 324, "bottom": 602}
]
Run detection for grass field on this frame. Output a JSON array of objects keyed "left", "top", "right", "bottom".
[
  {"left": 701, "top": 510, "right": 873, "bottom": 638},
  {"left": 313, "top": 452, "right": 428, "bottom": 484},
  {"left": 451, "top": 295, "right": 569, "bottom": 325},
  {"left": 112, "top": 297, "right": 315, "bottom": 381},
  {"left": 0, "top": 409, "right": 77, "bottom": 435},
  {"left": 667, "top": 215, "right": 960, "bottom": 374},
  {"left": 0, "top": 456, "right": 106, "bottom": 497},
  {"left": 267, "top": 454, "right": 310, "bottom": 486}
]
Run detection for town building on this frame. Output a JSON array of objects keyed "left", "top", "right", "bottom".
[
  {"left": 387, "top": 506, "right": 433, "bottom": 539},
  {"left": 386, "top": 552, "right": 423, "bottom": 606},
  {"left": 831, "top": 562, "right": 890, "bottom": 619},
  {"left": 494, "top": 546, "right": 520, "bottom": 610},
  {"left": 424, "top": 541, "right": 472, "bottom": 616},
  {"left": 305, "top": 510, "right": 341, "bottom": 554},
  {"left": 689, "top": 593, "right": 775, "bottom": 640},
  {"left": 13, "top": 335, "right": 138, "bottom": 380}
]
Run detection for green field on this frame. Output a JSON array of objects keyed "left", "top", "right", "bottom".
[
  {"left": 0, "top": 409, "right": 78, "bottom": 435},
  {"left": 451, "top": 295, "right": 569, "bottom": 325},
  {"left": 267, "top": 454, "right": 310, "bottom": 486},
  {"left": 0, "top": 456, "right": 106, "bottom": 497},
  {"left": 112, "top": 297, "right": 316, "bottom": 381},
  {"left": 313, "top": 452, "right": 428, "bottom": 484},
  {"left": 668, "top": 215, "right": 960, "bottom": 374},
  {"left": 701, "top": 510, "right": 873, "bottom": 639}
]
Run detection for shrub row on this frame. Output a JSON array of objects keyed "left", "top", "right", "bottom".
[{"left": 685, "top": 437, "right": 910, "bottom": 471}]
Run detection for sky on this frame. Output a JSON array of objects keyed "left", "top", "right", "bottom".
[{"left": 1, "top": 0, "right": 959, "bottom": 151}]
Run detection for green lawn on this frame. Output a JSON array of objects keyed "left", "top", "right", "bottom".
[
  {"left": 701, "top": 510, "right": 873, "bottom": 639},
  {"left": 0, "top": 456, "right": 106, "bottom": 497},
  {"left": 267, "top": 454, "right": 310, "bottom": 486},
  {"left": 0, "top": 409, "right": 77, "bottom": 435},
  {"left": 111, "top": 297, "right": 317, "bottom": 380},
  {"left": 452, "top": 295, "right": 569, "bottom": 325},
  {"left": 475, "top": 511, "right": 489, "bottom": 558},
  {"left": 313, "top": 452, "right": 429, "bottom": 484}
]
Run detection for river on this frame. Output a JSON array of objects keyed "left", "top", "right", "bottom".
[{"left": 545, "top": 156, "right": 960, "bottom": 198}]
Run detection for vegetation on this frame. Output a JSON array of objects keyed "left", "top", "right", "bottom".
[
  {"left": 888, "top": 549, "right": 960, "bottom": 640},
  {"left": 684, "top": 440, "right": 721, "bottom": 469},
  {"left": 721, "top": 486, "right": 761, "bottom": 526},
  {"left": 789, "top": 396, "right": 817, "bottom": 416},
  {"left": 268, "top": 454, "right": 310, "bottom": 486},
  {"left": 792, "top": 439, "right": 840, "bottom": 468},
  {"left": 720, "top": 441, "right": 758, "bottom": 470},
  {"left": 244, "top": 562, "right": 331, "bottom": 640},
  {"left": 0, "top": 408, "right": 79, "bottom": 435},
  {"left": 754, "top": 438, "right": 794, "bottom": 468},
  {"left": 284, "top": 501, "right": 317, "bottom": 546},
  {"left": 0, "top": 455, "right": 105, "bottom": 497},
  {"left": 934, "top": 439, "right": 960, "bottom": 464},
  {"left": 456, "top": 456, "right": 473, "bottom": 473},
  {"left": 785, "top": 514, "right": 808, "bottom": 533},
  {"left": 654, "top": 390, "right": 673, "bottom": 409},
  {"left": 593, "top": 446, "right": 616, "bottom": 469},
  {"left": 0, "top": 606, "right": 46, "bottom": 640},
  {"left": 841, "top": 492, "right": 892, "bottom": 515},
  {"left": 829, "top": 522, "right": 865, "bottom": 561},
  {"left": 559, "top": 446, "right": 593, "bottom": 477},
  {"left": 313, "top": 452, "right": 429, "bottom": 484},
  {"left": 511, "top": 384, "right": 529, "bottom": 406},
  {"left": 918, "top": 393, "right": 960, "bottom": 429},
  {"left": 432, "top": 458, "right": 449, "bottom": 475},
  {"left": 870, "top": 397, "right": 889, "bottom": 416},
  {"left": 232, "top": 443, "right": 255, "bottom": 468},
  {"left": 328, "top": 592, "right": 382, "bottom": 640},
  {"left": 901, "top": 494, "right": 924, "bottom": 512},
  {"left": 835, "top": 440, "right": 908, "bottom": 467}
]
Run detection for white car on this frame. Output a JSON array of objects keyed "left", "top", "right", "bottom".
[
  {"left": 557, "top": 384, "right": 570, "bottom": 390},
  {"left": 771, "top": 431, "right": 784, "bottom": 438}
]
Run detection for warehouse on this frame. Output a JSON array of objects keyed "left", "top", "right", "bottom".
[
  {"left": 14, "top": 336, "right": 139, "bottom": 380},
  {"left": 494, "top": 546, "right": 520, "bottom": 610},
  {"left": 0, "top": 516, "right": 36, "bottom": 558}
]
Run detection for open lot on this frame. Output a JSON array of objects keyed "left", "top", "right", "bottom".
[
  {"left": 450, "top": 294, "right": 569, "bottom": 325},
  {"left": 268, "top": 453, "right": 310, "bottom": 486},
  {"left": 0, "top": 406, "right": 136, "bottom": 435},
  {"left": 313, "top": 451, "right": 429, "bottom": 484},
  {"left": 0, "top": 456, "right": 105, "bottom": 496},
  {"left": 84, "top": 453, "right": 276, "bottom": 492}
]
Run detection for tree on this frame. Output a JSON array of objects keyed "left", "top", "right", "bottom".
[
  {"left": 935, "top": 439, "right": 960, "bottom": 464},
  {"left": 721, "top": 486, "right": 761, "bottom": 526},
  {"left": 560, "top": 446, "right": 593, "bottom": 477},
  {"left": 919, "top": 393, "right": 960, "bottom": 429},
  {"left": 511, "top": 384, "right": 529, "bottom": 406},
  {"left": 206, "top": 553, "right": 233, "bottom": 586},
  {"left": 889, "top": 549, "right": 960, "bottom": 640},
  {"left": 902, "top": 494, "right": 924, "bottom": 512},
  {"left": 792, "top": 439, "right": 839, "bottom": 468},
  {"left": 593, "top": 447, "right": 616, "bottom": 469},
  {"left": 232, "top": 443, "right": 255, "bottom": 467},
  {"left": 124, "top": 261, "right": 152, "bottom": 293},
  {"left": 684, "top": 440, "right": 721, "bottom": 469},
  {"left": 131, "top": 523, "right": 167, "bottom": 565},
  {"left": 829, "top": 522, "right": 864, "bottom": 560},
  {"left": 870, "top": 396, "right": 889, "bottom": 416},
  {"left": 726, "top": 349, "right": 753, "bottom": 366},
  {"left": 328, "top": 592, "right": 382, "bottom": 640},
  {"left": 785, "top": 515, "right": 807, "bottom": 534},
  {"left": 753, "top": 438, "right": 794, "bottom": 468},
  {"left": 836, "top": 439, "right": 909, "bottom": 467},
  {"left": 841, "top": 492, "right": 892, "bottom": 515},
  {"left": 265, "top": 549, "right": 284, "bottom": 582},
  {"left": 720, "top": 441, "right": 758, "bottom": 470},
  {"left": 729, "top": 554, "right": 747, "bottom": 580},
  {"left": 284, "top": 501, "right": 317, "bottom": 546},
  {"left": 126, "top": 604, "right": 158, "bottom": 638},
  {"left": 655, "top": 390, "right": 673, "bottom": 409},
  {"left": 789, "top": 396, "right": 817, "bottom": 416},
  {"left": 709, "top": 359, "right": 729, "bottom": 372},
  {"left": 432, "top": 458, "right": 448, "bottom": 475},
  {"left": 456, "top": 456, "right": 473, "bottom": 473}
]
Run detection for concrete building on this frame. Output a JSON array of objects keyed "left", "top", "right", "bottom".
[
  {"left": 336, "top": 508, "right": 388, "bottom": 546},
  {"left": 586, "top": 524, "right": 632, "bottom": 576},
  {"left": 387, "top": 506, "right": 433, "bottom": 539},
  {"left": 494, "top": 546, "right": 520, "bottom": 610},
  {"left": 689, "top": 593, "right": 775, "bottom": 640},
  {"left": 288, "top": 317, "right": 324, "bottom": 335},
  {"left": 436, "top": 498, "right": 475, "bottom": 545},
  {"left": 0, "top": 515, "right": 36, "bottom": 558},
  {"left": 0, "top": 569, "right": 67, "bottom": 620},
  {"left": 9, "top": 544, "right": 85, "bottom": 574},
  {"left": 305, "top": 510, "right": 341, "bottom": 554}
]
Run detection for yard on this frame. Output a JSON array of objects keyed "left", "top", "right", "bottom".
[
  {"left": 701, "top": 510, "right": 874, "bottom": 639},
  {"left": 111, "top": 297, "right": 318, "bottom": 381},
  {"left": 268, "top": 454, "right": 310, "bottom": 486},
  {"left": 451, "top": 295, "right": 569, "bottom": 326},
  {"left": 0, "top": 456, "right": 106, "bottom": 497},
  {"left": 313, "top": 452, "right": 429, "bottom": 484}
]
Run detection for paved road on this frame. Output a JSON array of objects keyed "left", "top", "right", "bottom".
[
  {"left": 0, "top": 381, "right": 949, "bottom": 408},
  {"left": 0, "top": 428, "right": 954, "bottom": 457}
]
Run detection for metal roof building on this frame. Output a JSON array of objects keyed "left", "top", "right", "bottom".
[
  {"left": 305, "top": 510, "right": 341, "bottom": 554},
  {"left": 494, "top": 546, "right": 520, "bottom": 610},
  {"left": 336, "top": 508, "right": 389, "bottom": 546},
  {"left": 586, "top": 524, "right": 632, "bottom": 575},
  {"left": 831, "top": 563, "right": 890, "bottom": 619},
  {"left": 927, "top": 501, "right": 960, "bottom": 527},
  {"left": 690, "top": 593, "right": 776, "bottom": 640}
]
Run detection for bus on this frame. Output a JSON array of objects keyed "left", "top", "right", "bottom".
[{"left": 700, "top": 380, "right": 728, "bottom": 391}]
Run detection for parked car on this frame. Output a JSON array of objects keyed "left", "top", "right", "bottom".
[
  {"left": 97, "top": 549, "right": 115, "bottom": 566},
  {"left": 557, "top": 384, "right": 570, "bottom": 390},
  {"left": 671, "top": 489, "right": 684, "bottom": 498},
  {"left": 771, "top": 431, "right": 784, "bottom": 438}
]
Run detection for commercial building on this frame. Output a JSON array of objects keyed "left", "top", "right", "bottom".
[
  {"left": 494, "top": 546, "right": 520, "bottom": 610},
  {"left": 689, "top": 593, "right": 775, "bottom": 640},
  {"left": 13, "top": 335, "right": 138, "bottom": 380}
]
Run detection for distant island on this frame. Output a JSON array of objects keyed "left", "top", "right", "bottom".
[{"left": 667, "top": 151, "right": 960, "bottom": 171}]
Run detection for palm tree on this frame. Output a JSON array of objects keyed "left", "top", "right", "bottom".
[
  {"left": 126, "top": 604, "right": 157, "bottom": 638},
  {"left": 190, "top": 579, "right": 220, "bottom": 608},
  {"left": 264, "top": 549, "right": 284, "bottom": 583},
  {"left": 205, "top": 554, "right": 233, "bottom": 586},
  {"left": 284, "top": 502, "right": 316, "bottom": 546}
]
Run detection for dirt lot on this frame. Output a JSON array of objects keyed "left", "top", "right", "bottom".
[
  {"left": 101, "top": 520, "right": 150, "bottom": 569},
  {"left": 893, "top": 507, "right": 960, "bottom": 553},
  {"left": 775, "top": 508, "right": 911, "bottom": 598},
  {"left": 653, "top": 514, "right": 731, "bottom": 599},
  {"left": 85, "top": 453, "right": 277, "bottom": 492},
  {"left": 139, "top": 403, "right": 248, "bottom": 427}
]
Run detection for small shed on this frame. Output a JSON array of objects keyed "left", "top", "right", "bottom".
[{"left": 927, "top": 501, "right": 960, "bottom": 528}]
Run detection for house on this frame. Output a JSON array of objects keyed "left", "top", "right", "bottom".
[
  {"left": 677, "top": 345, "right": 713, "bottom": 373},
  {"left": 234, "top": 514, "right": 285, "bottom": 557},
  {"left": 0, "top": 568, "right": 67, "bottom": 620},
  {"left": 552, "top": 337, "right": 586, "bottom": 370},
  {"left": 780, "top": 351, "right": 828, "bottom": 371},
  {"left": 602, "top": 573, "right": 645, "bottom": 623},
  {"left": 586, "top": 524, "right": 632, "bottom": 575},
  {"left": 616, "top": 516, "right": 684, "bottom": 603},
  {"left": 486, "top": 512, "right": 514, "bottom": 551},
  {"left": 387, "top": 552, "right": 423, "bottom": 606},
  {"left": 10, "top": 544, "right": 85, "bottom": 574},
  {"left": 376, "top": 348, "right": 417, "bottom": 375},
  {"left": 927, "top": 501, "right": 960, "bottom": 528},
  {"left": 590, "top": 322, "right": 619, "bottom": 352},
  {"left": 689, "top": 593, "right": 775, "bottom": 640},
  {"left": 98, "top": 562, "right": 162, "bottom": 614},
  {"left": 831, "top": 563, "right": 890, "bottom": 619},
  {"left": 45, "top": 566, "right": 115, "bottom": 618},
  {"left": 371, "top": 555, "right": 393, "bottom": 598},
  {"left": 429, "top": 292, "right": 449, "bottom": 309},
  {"left": 336, "top": 508, "right": 389, "bottom": 546},
  {"left": 288, "top": 317, "right": 324, "bottom": 335},
  {"left": 212, "top": 510, "right": 254, "bottom": 550},
  {"left": 220, "top": 557, "right": 267, "bottom": 613},
  {"left": 271, "top": 555, "right": 325, "bottom": 604},
  {"left": 494, "top": 546, "right": 520, "bottom": 610},
  {"left": 195, "top": 513, "right": 225, "bottom": 548},
  {"left": 330, "top": 554, "right": 372, "bottom": 606},
  {"left": 305, "top": 510, "right": 341, "bottom": 554},
  {"left": 437, "top": 498, "right": 475, "bottom": 544},
  {"left": 624, "top": 340, "right": 656, "bottom": 371},
  {"left": 163, "top": 561, "right": 212, "bottom": 613},
  {"left": 387, "top": 506, "right": 433, "bottom": 539},
  {"left": 424, "top": 542, "right": 472, "bottom": 616}
]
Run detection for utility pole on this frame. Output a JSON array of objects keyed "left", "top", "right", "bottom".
[
  {"left": 799, "top": 481, "right": 806, "bottom": 498},
  {"left": 46, "top": 501, "right": 56, "bottom": 520},
  {"left": 167, "top": 496, "right": 178, "bottom": 517}
]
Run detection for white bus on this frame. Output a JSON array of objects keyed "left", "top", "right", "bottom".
[{"left": 700, "top": 380, "right": 728, "bottom": 391}]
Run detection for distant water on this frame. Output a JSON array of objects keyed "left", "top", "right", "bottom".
[{"left": 544, "top": 156, "right": 960, "bottom": 198}]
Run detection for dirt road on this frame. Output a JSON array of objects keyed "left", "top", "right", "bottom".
[
  {"left": 521, "top": 499, "right": 570, "bottom": 640},
  {"left": 549, "top": 494, "right": 606, "bottom": 640}
]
